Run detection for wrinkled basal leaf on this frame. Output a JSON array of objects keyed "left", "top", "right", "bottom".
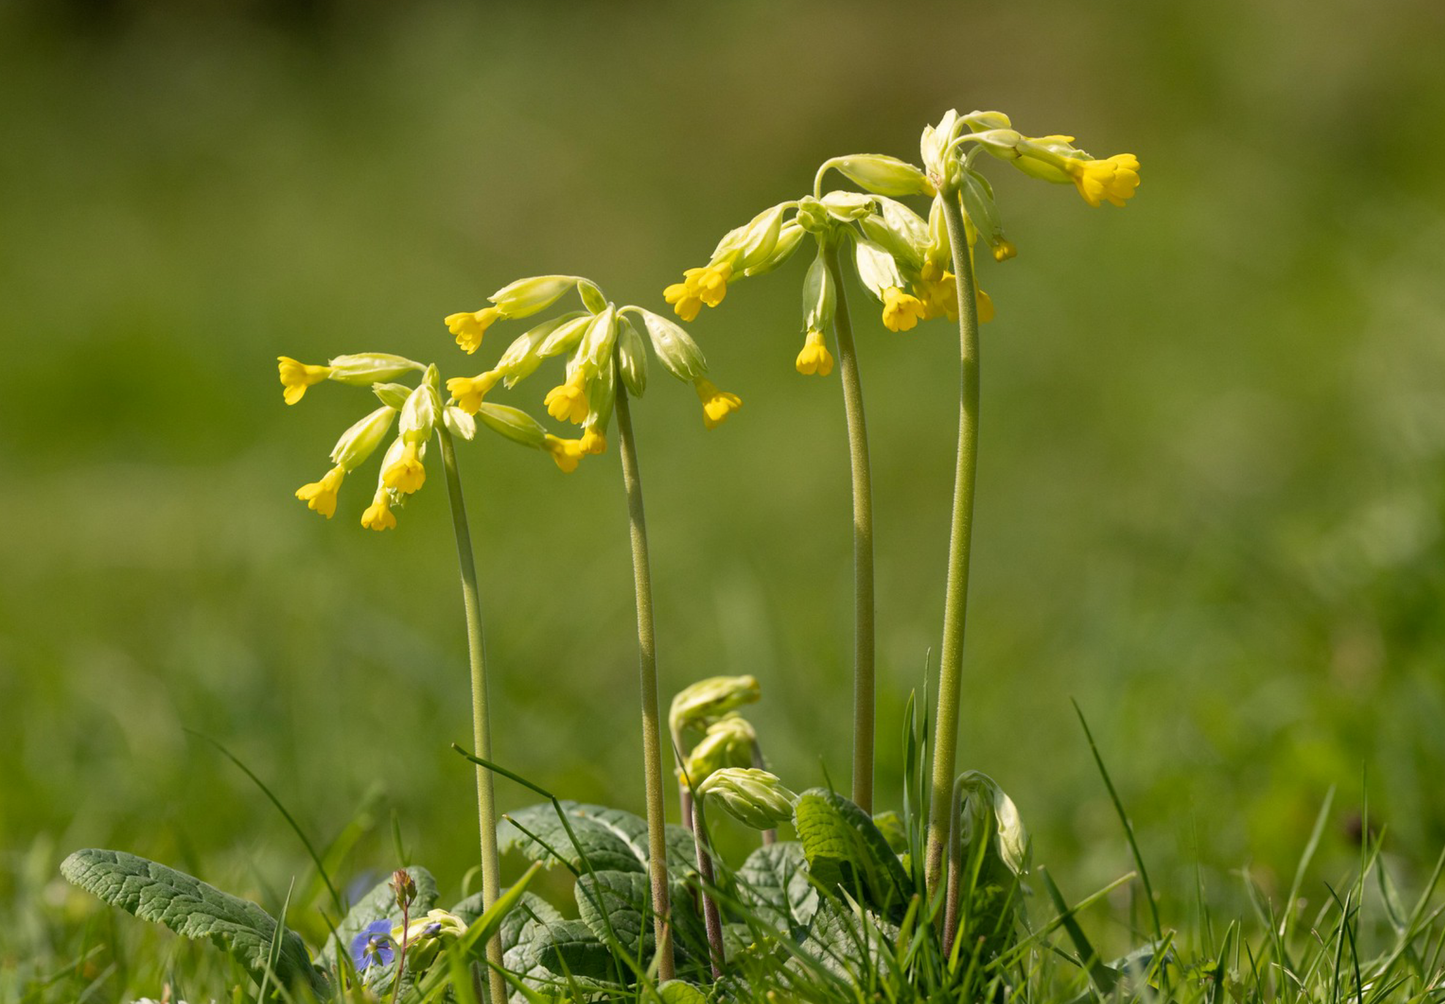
[
  {"left": 793, "top": 789, "right": 909, "bottom": 916},
  {"left": 62, "top": 849, "right": 328, "bottom": 996},
  {"left": 502, "top": 802, "right": 696, "bottom": 877},
  {"left": 737, "top": 841, "right": 818, "bottom": 931}
]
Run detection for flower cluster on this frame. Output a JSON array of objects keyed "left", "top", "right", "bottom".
[
  {"left": 662, "top": 109, "right": 1139, "bottom": 372},
  {"left": 441, "top": 276, "right": 742, "bottom": 472}
]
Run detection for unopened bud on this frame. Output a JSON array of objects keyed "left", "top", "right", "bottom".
[
  {"left": 391, "top": 869, "right": 417, "bottom": 911},
  {"left": 679, "top": 715, "right": 757, "bottom": 788},
  {"left": 325, "top": 353, "right": 423, "bottom": 386},
  {"left": 696, "top": 768, "right": 797, "bottom": 830},
  {"left": 617, "top": 316, "right": 648, "bottom": 398},
  {"left": 488, "top": 275, "right": 579, "bottom": 318},
  {"left": 635, "top": 309, "right": 707, "bottom": 383},
  {"left": 475, "top": 403, "right": 548, "bottom": 450},
  {"left": 669, "top": 675, "right": 760, "bottom": 740},
  {"left": 827, "top": 154, "right": 932, "bottom": 197}
]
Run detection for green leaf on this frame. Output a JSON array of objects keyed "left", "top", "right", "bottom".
[
  {"left": 502, "top": 802, "right": 695, "bottom": 877},
  {"left": 737, "top": 841, "right": 818, "bottom": 931},
  {"left": 576, "top": 869, "right": 651, "bottom": 957},
  {"left": 793, "top": 789, "right": 909, "bottom": 917},
  {"left": 500, "top": 893, "right": 615, "bottom": 996},
  {"left": 794, "top": 898, "right": 899, "bottom": 981},
  {"left": 656, "top": 979, "right": 709, "bottom": 1004},
  {"left": 537, "top": 919, "right": 616, "bottom": 982},
  {"left": 320, "top": 865, "right": 437, "bottom": 967},
  {"left": 61, "top": 848, "right": 328, "bottom": 997}
]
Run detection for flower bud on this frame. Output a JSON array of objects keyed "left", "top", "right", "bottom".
[
  {"left": 392, "top": 869, "right": 417, "bottom": 910},
  {"left": 372, "top": 382, "right": 413, "bottom": 410},
  {"left": 577, "top": 304, "right": 618, "bottom": 373},
  {"left": 696, "top": 768, "right": 798, "bottom": 830},
  {"left": 827, "top": 154, "right": 932, "bottom": 197},
  {"left": 920, "top": 109, "right": 963, "bottom": 179},
  {"left": 669, "top": 675, "right": 761, "bottom": 741},
  {"left": 392, "top": 909, "right": 464, "bottom": 973},
  {"left": 955, "top": 770, "right": 1029, "bottom": 876},
  {"left": 325, "top": 353, "right": 423, "bottom": 386},
  {"left": 801, "top": 249, "right": 835, "bottom": 335},
  {"left": 488, "top": 275, "right": 579, "bottom": 318},
  {"left": 475, "top": 403, "right": 548, "bottom": 450},
  {"left": 794, "top": 197, "right": 831, "bottom": 235},
  {"left": 741, "top": 221, "right": 806, "bottom": 278},
  {"left": 963, "top": 110, "right": 1012, "bottom": 131},
  {"left": 819, "top": 190, "right": 875, "bottom": 222},
  {"left": 617, "top": 316, "right": 648, "bottom": 398},
  {"left": 679, "top": 715, "right": 757, "bottom": 788},
  {"left": 635, "top": 309, "right": 708, "bottom": 383},
  {"left": 330, "top": 406, "right": 397, "bottom": 472},
  {"left": 398, "top": 382, "right": 440, "bottom": 444}
]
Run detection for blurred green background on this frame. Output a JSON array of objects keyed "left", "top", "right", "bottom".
[{"left": 4, "top": 0, "right": 1445, "bottom": 952}]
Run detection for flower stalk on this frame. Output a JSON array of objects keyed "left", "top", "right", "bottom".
[
  {"left": 924, "top": 191, "right": 983, "bottom": 899},
  {"left": 821, "top": 237, "right": 877, "bottom": 815},
  {"left": 691, "top": 800, "right": 725, "bottom": 979},
  {"left": 436, "top": 423, "right": 507, "bottom": 1004},
  {"left": 613, "top": 368, "right": 677, "bottom": 982}
]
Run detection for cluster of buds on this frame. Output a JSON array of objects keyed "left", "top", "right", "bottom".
[
  {"left": 668, "top": 674, "right": 765, "bottom": 789},
  {"left": 954, "top": 770, "right": 1030, "bottom": 877},
  {"left": 663, "top": 109, "right": 1139, "bottom": 372},
  {"left": 695, "top": 767, "right": 798, "bottom": 831},
  {"left": 278, "top": 354, "right": 483, "bottom": 531},
  {"left": 442, "top": 275, "right": 743, "bottom": 473}
]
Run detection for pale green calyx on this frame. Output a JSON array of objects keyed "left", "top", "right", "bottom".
[
  {"left": 819, "top": 190, "right": 876, "bottom": 222},
  {"left": 669, "top": 675, "right": 761, "bottom": 742},
  {"left": 802, "top": 249, "right": 835, "bottom": 334},
  {"left": 853, "top": 238, "right": 906, "bottom": 299},
  {"left": 956, "top": 770, "right": 1029, "bottom": 876},
  {"left": 475, "top": 402, "right": 548, "bottom": 450},
  {"left": 577, "top": 303, "right": 618, "bottom": 373},
  {"left": 443, "top": 405, "right": 476, "bottom": 441},
  {"left": 372, "top": 382, "right": 413, "bottom": 410},
  {"left": 679, "top": 715, "right": 757, "bottom": 789},
  {"left": 398, "top": 381, "right": 440, "bottom": 444},
  {"left": 711, "top": 202, "right": 789, "bottom": 272},
  {"left": 617, "top": 316, "right": 648, "bottom": 397},
  {"left": 634, "top": 308, "right": 708, "bottom": 383},
  {"left": 956, "top": 169, "right": 1010, "bottom": 258},
  {"left": 330, "top": 405, "right": 397, "bottom": 472},
  {"left": 858, "top": 197, "right": 928, "bottom": 272},
  {"left": 537, "top": 313, "right": 595, "bottom": 361},
  {"left": 794, "top": 196, "right": 832, "bottom": 235},
  {"left": 577, "top": 279, "right": 608, "bottom": 315},
  {"left": 742, "top": 220, "right": 807, "bottom": 278},
  {"left": 488, "top": 275, "right": 580, "bottom": 317},
  {"left": 696, "top": 768, "right": 798, "bottom": 830},
  {"left": 825, "top": 153, "right": 933, "bottom": 198},
  {"left": 496, "top": 313, "right": 587, "bottom": 388},
  {"left": 326, "top": 353, "right": 423, "bottom": 386}
]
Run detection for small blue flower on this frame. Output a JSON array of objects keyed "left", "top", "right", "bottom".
[
  {"left": 350, "top": 918, "right": 395, "bottom": 971},
  {"left": 421, "top": 921, "right": 442, "bottom": 938}
]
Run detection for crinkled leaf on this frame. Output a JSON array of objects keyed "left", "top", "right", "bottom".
[
  {"left": 657, "top": 979, "right": 709, "bottom": 1004},
  {"left": 576, "top": 870, "right": 650, "bottom": 957},
  {"left": 502, "top": 802, "right": 695, "bottom": 877},
  {"left": 61, "top": 849, "right": 328, "bottom": 996},
  {"left": 793, "top": 789, "right": 909, "bottom": 917},
  {"left": 321, "top": 865, "right": 437, "bottom": 967},
  {"left": 793, "top": 898, "right": 899, "bottom": 981},
  {"left": 737, "top": 842, "right": 818, "bottom": 932}
]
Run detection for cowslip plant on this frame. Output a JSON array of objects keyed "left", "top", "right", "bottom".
[
  {"left": 441, "top": 274, "right": 743, "bottom": 983},
  {"left": 665, "top": 108, "right": 1140, "bottom": 898}
]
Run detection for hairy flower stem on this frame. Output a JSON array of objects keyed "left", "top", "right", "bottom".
[
  {"left": 942, "top": 775, "right": 966, "bottom": 958},
  {"left": 692, "top": 801, "right": 725, "bottom": 979},
  {"left": 924, "top": 194, "right": 983, "bottom": 900},
  {"left": 823, "top": 238, "right": 877, "bottom": 815},
  {"left": 614, "top": 378, "right": 677, "bottom": 982},
  {"left": 436, "top": 426, "right": 506, "bottom": 1004}
]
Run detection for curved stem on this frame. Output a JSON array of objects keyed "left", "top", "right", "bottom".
[
  {"left": 822, "top": 238, "right": 877, "bottom": 814},
  {"left": 436, "top": 425, "right": 506, "bottom": 1004},
  {"left": 614, "top": 377, "right": 677, "bottom": 982},
  {"left": 692, "top": 799, "right": 725, "bottom": 979},
  {"left": 923, "top": 193, "right": 983, "bottom": 899}
]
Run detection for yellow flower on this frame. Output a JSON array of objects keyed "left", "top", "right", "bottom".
[
  {"left": 580, "top": 426, "right": 607, "bottom": 455},
  {"left": 277, "top": 356, "right": 331, "bottom": 406},
  {"left": 361, "top": 491, "right": 397, "bottom": 531},
  {"left": 543, "top": 370, "right": 589, "bottom": 425},
  {"left": 881, "top": 287, "right": 927, "bottom": 332},
  {"left": 977, "top": 288, "right": 996, "bottom": 324},
  {"left": 543, "top": 434, "right": 585, "bottom": 473},
  {"left": 383, "top": 441, "right": 426, "bottom": 494},
  {"left": 295, "top": 466, "right": 345, "bottom": 519},
  {"left": 992, "top": 240, "right": 1017, "bottom": 262},
  {"left": 693, "top": 378, "right": 742, "bottom": 430},
  {"left": 444, "top": 306, "right": 503, "bottom": 354},
  {"left": 663, "top": 261, "right": 733, "bottom": 322},
  {"left": 794, "top": 330, "right": 834, "bottom": 376},
  {"left": 446, "top": 371, "right": 501, "bottom": 415},
  {"left": 1066, "top": 154, "right": 1141, "bottom": 208},
  {"left": 914, "top": 261, "right": 957, "bottom": 322}
]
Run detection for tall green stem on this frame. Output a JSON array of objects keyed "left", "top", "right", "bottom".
[
  {"left": 613, "top": 379, "right": 677, "bottom": 982},
  {"left": 923, "top": 193, "right": 983, "bottom": 898},
  {"left": 822, "top": 238, "right": 877, "bottom": 815},
  {"left": 436, "top": 426, "right": 507, "bottom": 1004}
]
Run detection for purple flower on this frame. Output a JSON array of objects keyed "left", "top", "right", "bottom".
[{"left": 350, "top": 919, "right": 395, "bottom": 971}]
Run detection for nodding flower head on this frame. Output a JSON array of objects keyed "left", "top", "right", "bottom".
[
  {"left": 881, "top": 287, "right": 927, "bottom": 332},
  {"left": 445, "top": 307, "right": 503, "bottom": 354},
  {"left": 446, "top": 371, "right": 501, "bottom": 415},
  {"left": 278, "top": 357, "right": 331, "bottom": 405},
  {"left": 544, "top": 434, "right": 585, "bottom": 473},
  {"left": 1065, "top": 153, "right": 1141, "bottom": 208},
  {"left": 350, "top": 919, "right": 395, "bottom": 972},
  {"left": 693, "top": 378, "right": 742, "bottom": 430},
  {"left": 296, "top": 466, "right": 345, "bottom": 519},
  {"left": 664, "top": 261, "right": 733, "bottom": 322},
  {"left": 383, "top": 441, "right": 426, "bottom": 494},
  {"left": 360, "top": 489, "right": 397, "bottom": 532},
  {"left": 543, "top": 369, "right": 589, "bottom": 425},
  {"left": 795, "top": 330, "right": 834, "bottom": 377}
]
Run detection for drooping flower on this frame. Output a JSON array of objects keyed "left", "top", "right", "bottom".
[
  {"left": 580, "top": 426, "right": 607, "bottom": 455},
  {"left": 693, "top": 378, "right": 742, "bottom": 429},
  {"left": 350, "top": 919, "right": 395, "bottom": 971},
  {"left": 543, "top": 370, "right": 589, "bottom": 425},
  {"left": 1066, "top": 153, "right": 1141, "bottom": 208},
  {"left": 663, "top": 261, "right": 733, "bottom": 322},
  {"left": 881, "top": 287, "right": 928, "bottom": 332},
  {"left": 295, "top": 466, "right": 345, "bottom": 519},
  {"left": 794, "top": 330, "right": 834, "bottom": 376},
  {"left": 444, "top": 307, "right": 503, "bottom": 354},
  {"left": 543, "top": 434, "right": 585, "bottom": 473},
  {"left": 383, "top": 441, "right": 426, "bottom": 494},
  {"left": 361, "top": 490, "right": 397, "bottom": 531},
  {"left": 277, "top": 356, "right": 331, "bottom": 405},
  {"left": 914, "top": 260, "right": 957, "bottom": 322},
  {"left": 446, "top": 371, "right": 501, "bottom": 415},
  {"left": 976, "top": 288, "right": 996, "bottom": 324}
]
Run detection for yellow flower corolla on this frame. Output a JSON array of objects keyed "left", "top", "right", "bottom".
[
  {"left": 277, "top": 357, "right": 331, "bottom": 406},
  {"left": 1066, "top": 154, "right": 1141, "bottom": 208},
  {"left": 881, "top": 287, "right": 928, "bottom": 332},
  {"left": 693, "top": 378, "right": 742, "bottom": 430},
  {"left": 580, "top": 427, "right": 607, "bottom": 455},
  {"left": 446, "top": 371, "right": 501, "bottom": 415},
  {"left": 993, "top": 240, "right": 1018, "bottom": 262},
  {"left": 663, "top": 261, "right": 733, "bottom": 322},
  {"left": 543, "top": 434, "right": 585, "bottom": 473},
  {"left": 914, "top": 261, "right": 957, "bottom": 322},
  {"left": 361, "top": 491, "right": 397, "bottom": 531},
  {"left": 295, "top": 466, "right": 345, "bottom": 519},
  {"left": 977, "top": 288, "right": 996, "bottom": 324},
  {"left": 543, "top": 370, "right": 589, "bottom": 425},
  {"left": 383, "top": 441, "right": 426, "bottom": 494},
  {"left": 795, "top": 330, "right": 834, "bottom": 377},
  {"left": 444, "top": 306, "right": 503, "bottom": 354}
]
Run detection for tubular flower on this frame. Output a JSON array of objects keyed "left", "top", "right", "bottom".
[
  {"left": 1066, "top": 154, "right": 1141, "bottom": 208},
  {"left": 277, "top": 357, "right": 331, "bottom": 405},
  {"left": 580, "top": 426, "right": 607, "bottom": 455},
  {"left": 446, "top": 371, "right": 501, "bottom": 415},
  {"left": 383, "top": 441, "right": 426, "bottom": 494},
  {"left": 663, "top": 261, "right": 733, "bottom": 322},
  {"left": 543, "top": 434, "right": 585, "bottom": 473},
  {"left": 295, "top": 466, "right": 345, "bottom": 519},
  {"left": 693, "top": 378, "right": 742, "bottom": 430},
  {"left": 444, "top": 306, "right": 503, "bottom": 354},
  {"left": 914, "top": 261, "right": 958, "bottom": 322},
  {"left": 361, "top": 490, "right": 397, "bottom": 531},
  {"left": 881, "top": 287, "right": 928, "bottom": 332},
  {"left": 977, "top": 288, "right": 996, "bottom": 324},
  {"left": 543, "top": 370, "right": 589, "bottom": 425},
  {"left": 795, "top": 330, "right": 834, "bottom": 376}
]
